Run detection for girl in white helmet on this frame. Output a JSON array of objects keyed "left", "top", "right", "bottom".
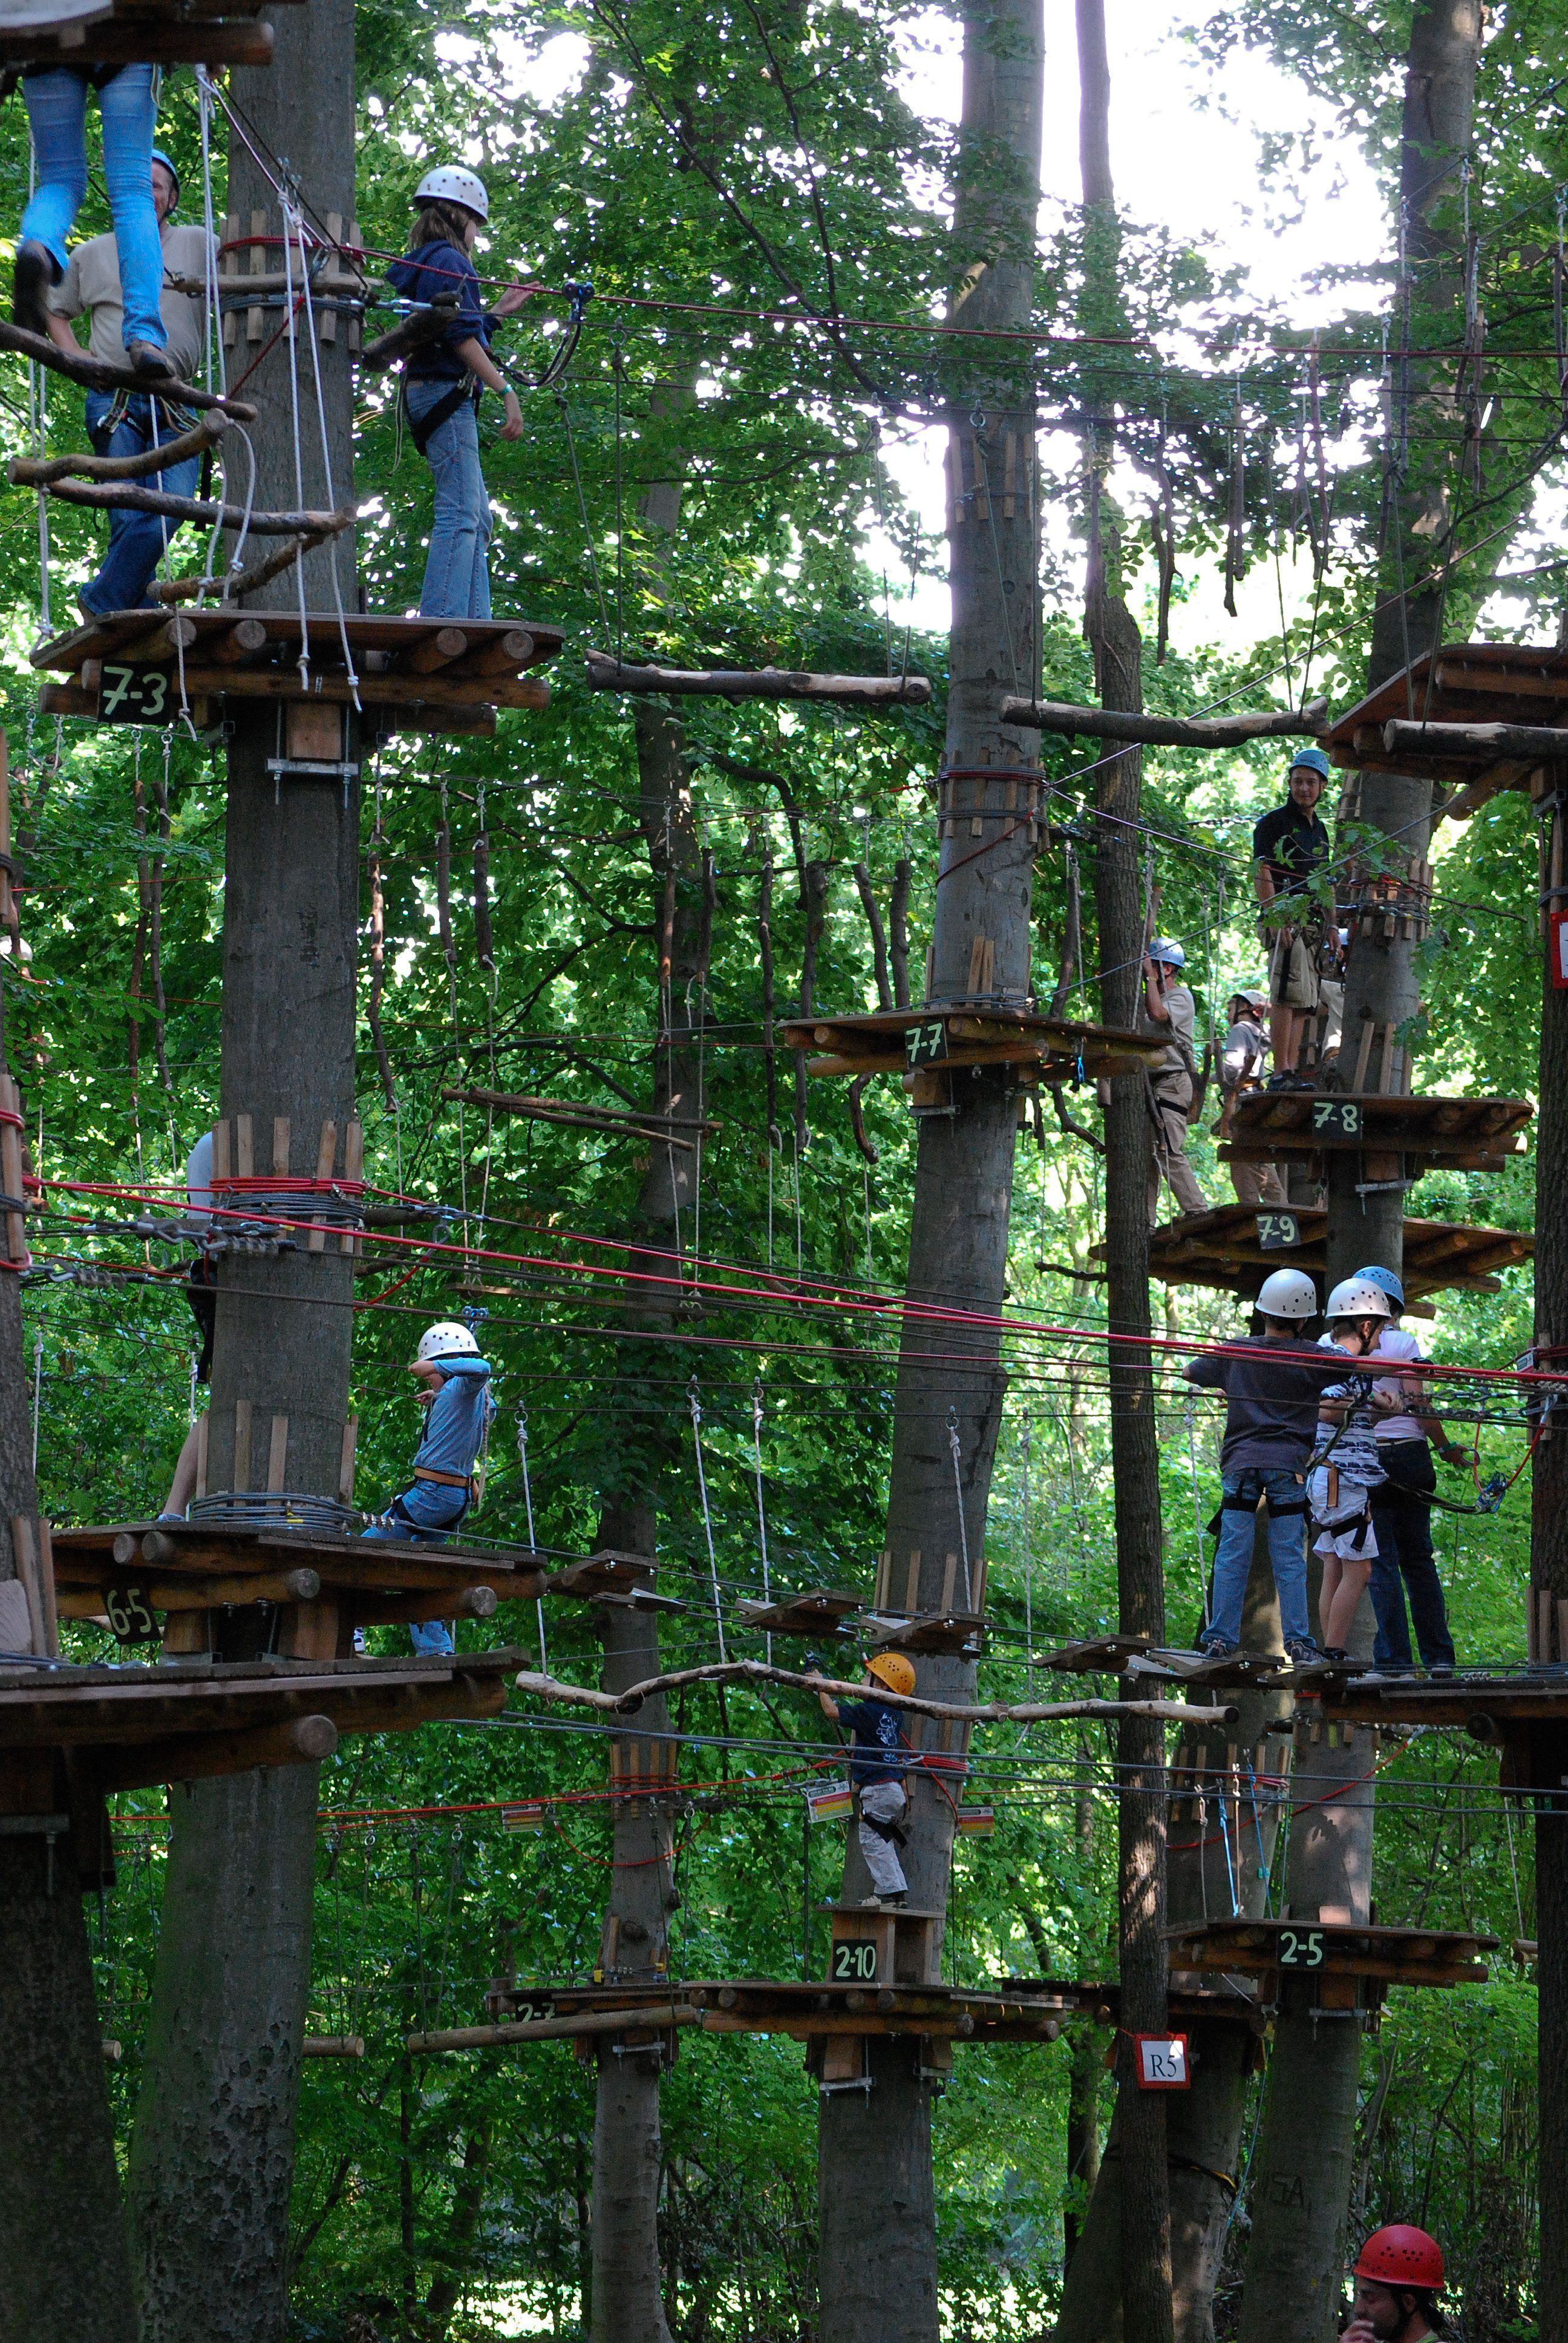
[
  {"left": 1308, "top": 1279, "right": 1393, "bottom": 1659},
  {"left": 386, "top": 167, "right": 531, "bottom": 617},
  {"left": 363, "top": 1319, "right": 495, "bottom": 1654}
]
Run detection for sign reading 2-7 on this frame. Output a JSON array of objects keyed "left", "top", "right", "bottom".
[{"left": 98, "top": 664, "right": 177, "bottom": 725}]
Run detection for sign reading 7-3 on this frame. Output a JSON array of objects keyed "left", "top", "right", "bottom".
[{"left": 97, "top": 665, "right": 179, "bottom": 726}]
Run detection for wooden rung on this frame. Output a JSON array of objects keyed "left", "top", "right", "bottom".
[
  {"left": 234, "top": 1398, "right": 253, "bottom": 1492},
  {"left": 272, "top": 1115, "right": 290, "bottom": 1175},
  {"left": 1530, "top": 1588, "right": 1539, "bottom": 1662},
  {"left": 235, "top": 1113, "right": 253, "bottom": 1178},
  {"left": 195, "top": 1410, "right": 209, "bottom": 1502},
  {"left": 874, "top": 1547, "right": 891, "bottom": 1609},
  {"left": 36, "top": 1519, "right": 57, "bottom": 1657},
  {"left": 339, "top": 1416, "right": 358, "bottom": 1506},
  {"left": 1540, "top": 1588, "right": 1554, "bottom": 1663},
  {"left": 267, "top": 1414, "right": 289, "bottom": 1492},
  {"left": 309, "top": 1119, "right": 337, "bottom": 1252},
  {"left": 1351, "top": 1017, "right": 1376, "bottom": 1093},
  {"left": 10, "top": 1515, "right": 44, "bottom": 1657},
  {"left": 211, "top": 1118, "right": 230, "bottom": 1182},
  {"left": 940, "top": 1551, "right": 958, "bottom": 1611},
  {"left": 904, "top": 1548, "right": 921, "bottom": 1612},
  {"left": 341, "top": 1119, "right": 363, "bottom": 1254},
  {"left": 972, "top": 1551, "right": 987, "bottom": 1615},
  {"left": 248, "top": 207, "right": 268, "bottom": 344}
]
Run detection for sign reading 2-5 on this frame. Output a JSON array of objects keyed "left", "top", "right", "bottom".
[{"left": 99, "top": 665, "right": 177, "bottom": 725}]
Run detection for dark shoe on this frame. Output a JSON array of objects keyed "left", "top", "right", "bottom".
[
  {"left": 13, "top": 238, "right": 58, "bottom": 336},
  {"left": 1267, "top": 1070, "right": 1318, "bottom": 1092},
  {"left": 128, "top": 338, "right": 177, "bottom": 381},
  {"left": 1198, "top": 1634, "right": 1240, "bottom": 1660},
  {"left": 1322, "top": 1645, "right": 1353, "bottom": 1663},
  {"left": 1284, "top": 1636, "right": 1324, "bottom": 1665}
]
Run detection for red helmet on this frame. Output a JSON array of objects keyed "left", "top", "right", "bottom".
[{"left": 1354, "top": 2226, "right": 1445, "bottom": 2290}]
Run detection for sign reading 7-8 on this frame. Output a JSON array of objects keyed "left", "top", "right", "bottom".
[
  {"left": 1311, "top": 1099, "right": 1362, "bottom": 1139},
  {"left": 99, "top": 665, "right": 177, "bottom": 725}
]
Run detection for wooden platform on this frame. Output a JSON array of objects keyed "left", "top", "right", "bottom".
[
  {"left": 408, "top": 1975, "right": 1071, "bottom": 2056},
  {"left": 1034, "top": 1634, "right": 1275, "bottom": 1694},
  {"left": 863, "top": 1610, "right": 985, "bottom": 1658},
  {"left": 777, "top": 1006, "right": 1167, "bottom": 1083},
  {"left": 1322, "top": 640, "right": 1568, "bottom": 817},
  {"left": 49, "top": 1518, "right": 545, "bottom": 1653},
  {"left": 1165, "top": 1915, "right": 1496, "bottom": 1992},
  {"left": 1318, "top": 1671, "right": 1568, "bottom": 1732},
  {"left": 31, "top": 610, "right": 563, "bottom": 741},
  {"left": 1130, "top": 1204, "right": 1534, "bottom": 1304},
  {"left": 0, "top": 1650, "right": 517, "bottom": 1795},
  {"left": 1222, "top": 1089, "right": 1532, "bottom": 1172},
  {"left": 0, "top": 0, "right": 295, "bottom": 68},
  {"left": 732, "top": 1588, "right": 863, "bottom": 1638}
]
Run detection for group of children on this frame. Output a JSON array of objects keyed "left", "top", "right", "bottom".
[
  {"left": 1184, "top": 1263, "right": 1474, "bottom": 1669},
  {"left": 10, "top": 56, "right": 524, "bottom": 623}
]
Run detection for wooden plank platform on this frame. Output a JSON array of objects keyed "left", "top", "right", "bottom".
[
  {"left": 51, "top": 1518, "right": 546, "bottom": 1617},
  {"left": 31, "top": 610, "right": 563, "bottom": 740},
  {"left": 0, "top": 1650, "right": 517, "bottom": 1793},
  {"left": 1033, "top": 1635, "right": 1284, "bottom": 1690},
  {"left": 0, "top": 0, "right": 298, "bottom": 68},
  {"left": 1165, "top": 1915, "right": 1496, "bottom": 1990},
  {"left": 409, "top": 1976, "right": 1072, "bottom": 2053},
  {"left": 863, "top": 1610, "right": 985, "bottom": 1657},
  {"left": 732, "top": 1588, "right": 863, "bottom": 1637},
  {"left": 777, "top": 1005, "right": 1167, "bottom": 1083},
  {"left": 1127, "top": 1204, "right": 1534, "bottom": 1304},
  {"left": 1318, "top": 1671, "right": 1568, "bottom": 1732},
  {"left": 1222, "top": 1089, "right": 1532, "bottom": 1170},
  {"left": 545, "top": 1550, "right": 655, "bottom": 1598},
  {"left": 1322, "top": 639, "right": 1568, "bottom": 813}
]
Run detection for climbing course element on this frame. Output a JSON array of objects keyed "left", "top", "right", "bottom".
[
  {"left": 1320, "top": 639, "right": 1568, "bottom": 819},
  {"left": 0, "top": 318, "right": 256, "bottom": 415},
  {"left": 33, "top": 610, "right": 563, "bottom": 739},
  {"left": 0, "top": 0, "right": 297, "bottom": 68},
  {"left": 999, "top": 693, "right": 1328, "bottom": 748},
  {"left": 1221, "top": 1089, "right": 1532, "bottom": 1176},
  {"left": 1128, "top": 1203, "right": 1534, "bottom": 1306},
  {"left": 584, "top": 650, "right": 932, "bottom": 707}
]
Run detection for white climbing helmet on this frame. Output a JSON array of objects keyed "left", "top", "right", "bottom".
[
  {"left": 1146, "top": 937, "right": 1186, "bottom": 969},
  {"left": 1324, "top": 1276, "right": 1394, "bottom": 1323},
  {"left": 413, "top": 165, "right": 489, "bottom": 223},
  {"left": 1255, "top": 1268, "right": 1318, "bottom": 1322},
  {"left": 411, "top": 1320, "right": 481, "bottom": 1368}
]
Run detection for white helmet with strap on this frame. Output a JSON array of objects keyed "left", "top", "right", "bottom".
[
  {"left": 1146, "top": 936, "right": 1186, "bottom": 969},
  {"left": 1255, "top": 1267, "right": 1318, "bottom": 1322},
  {"left": 1324, "top": 1276, "right": 1393, "bottom": 1323},
  {"left": 413, "top": 165, "right": 489, "bottom": 223},
  {"left": 411, "top": 1320, "right": 481, "bottom": 1368}
]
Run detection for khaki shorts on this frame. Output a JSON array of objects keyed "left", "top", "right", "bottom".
[{"left": 1261, "top": 919, "right": 1322, "bottom": 1012}]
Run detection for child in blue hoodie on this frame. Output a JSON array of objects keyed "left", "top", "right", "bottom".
[{"left": 364, "top": 1319, "right": 495, "bottom": 1654}]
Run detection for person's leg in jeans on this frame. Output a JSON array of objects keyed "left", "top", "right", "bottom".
[
  {"left": 1204, "top": 1470, "right": 1264, "bottom": 1646},
  {"left": 856, "top": 1780, "right": 908, "bottom": 1899},
  {"left": 411, "top": 388, "right": 489, "bottom": 617},
  {"left": 80, "top": 392, "right": 201, "bottom": 612},
  {"left": 19, "top": 70, "right": 90, "bottom": 285},
  {"left": 1260, "top": 1467, "right": 1312, "bottom": 1644},
  {"left": 1379, "top": 1444, "right": 1455, "bottom": 1670},
  {"left": 361, "top": 1479, "right": 466, "bottom": 1654},
  {"left": 95, "top": 64, "right": 165, "bottom": 355}
]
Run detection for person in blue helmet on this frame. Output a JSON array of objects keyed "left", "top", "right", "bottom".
[
  {"left": 1253, "top": 745, "right": 1333, "bottom": 1085},
  {"left": 363, "top": 1319, "right": 495, "bottom": 1656},
  {"left": 1354, "top": 1265, "right": 1475, "bottom": 1676},
  {"left": 41, "top": 145, "right": 217, "bottom": 616}
]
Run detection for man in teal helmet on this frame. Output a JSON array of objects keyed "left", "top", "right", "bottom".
[
  {"left": 42, "top": 143, "right": 217, "bottom": 615},
  {"left": 1253, "top": 744, "right": 1333, "bottom": 1083}
]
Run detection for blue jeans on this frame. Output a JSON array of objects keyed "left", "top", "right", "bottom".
[
  {"left": 22, "top": 65, "right": 165, "bottom": 353},
  {"left": 1206, "top": 1466, "right": 1310, "bottom": 1646},
  {"left": 407, "top": 378, "right": 491, "bottom": 618},
  {"left": 362, "top": 1478, "right": 469, "bottom": 1656},
  {"left": 80, "top": 391, "right": 201, "bottom": 613}
]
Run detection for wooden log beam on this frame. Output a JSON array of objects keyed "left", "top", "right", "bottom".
[
  {"left": 56, "top": 1567, "right": 321, "bottom": 1614},
  {"left": 442, "top": 1084, "right": 713, "bottom": 1148},
  {"left": 302, "top": 2036, "right": 365, "bottom": 2057},
  {"left": 344, "top": 1584, "right": 498, "bottom": 1628},
  {"left": 408, "top": 2004, "right": 698, "bottom": 2053},
  {"left": 89, "top": 1711, "right": 338, "bottom": 1794},
  {"left": 999, "top": 693, "right": 1328, "bottom": 747},
  {"left": 150, "top": 524, "right": 348, "bottom": 607},
  {"left": 8, "top": 410, "right": 229, "bottom": 488},
  {"left": 0, "top": 20, "right": 276, "bottom": 65},
  {"left": 359, "top": 297, "right": 462, "bottom": 373},
  {"left": 452, "top": 628, "right": 535, "bottom": 678},
  {"left": 514, "top": 1658, "right": 1232, "bottom": 1729},
  {"left": 399, "top": 626, "right": 469, "bottom": 674},
  {"left": 1383, "top": 716, "right": 1568, "bottom": 762},
  {"left": 584, "top": 650, "right": 932, "bottom": 706},
  {"left": 40, "top": 479, "right": 348, "bottom": 535},
  {"left": 0, "top": 318, "right": 256, "bottom": 416}
]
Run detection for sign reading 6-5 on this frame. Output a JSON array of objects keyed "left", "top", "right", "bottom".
[{"left": 103, "top": 1582, "right": 160, "bottom": 1643}]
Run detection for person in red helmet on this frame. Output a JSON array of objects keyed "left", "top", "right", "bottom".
[{"left": 1343, "top": 2225, "right": 1446, "bottom": 2341}]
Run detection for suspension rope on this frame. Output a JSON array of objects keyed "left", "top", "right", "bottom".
[
  {"left": 515, "top": 1403, "right": 547, "bottom": 1673},
  {"left": 751, "top": 1377, "right": 772, "bottom": 1669},
  {"left": 946, "top": 1405, "right": 973, "bottom": 1610},
  {"left": 688, "top": 1374, "right": 728, "bottom": 1661}
]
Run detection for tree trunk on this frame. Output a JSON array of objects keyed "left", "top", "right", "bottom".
[
  {"left": 1057, "top": 1527, "right": 1289, "bottom": 2341},
  {"left": 0, "top": 1019, "right": 137, "bottom": 2342},
  {"left": 815, "top": 0, "right": 1042, "bottom": 2327},
  {"left": 125, "top": 11, "right": 359, "bottom": 2338},
  {"left": 1535, "top": 878, "right": 1568, "bottom": 2343},
  {"left": 424, "top": 2118, "right": 492, "bottom": 2337}
]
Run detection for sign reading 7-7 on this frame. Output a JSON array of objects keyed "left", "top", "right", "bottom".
[{"left": 905, "top": 1020, "right": 949, "bottom": 1069}]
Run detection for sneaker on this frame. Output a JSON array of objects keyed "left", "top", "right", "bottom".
[
  {"left": 1284, "top": 1636, "right": 1324, "bottom": 1665},
  {"left": 13, "top": 238, "right": 58, "bottom": 336},
  {"left": 1266, "top": 1070, "right": 1318, "bottom": 1092},
  {"left": 1197, "top": 1634, "right": 1240, "bottom": 1660},
  {"left": 1322, "top": 1646, "right": 1353, "bottom": 1663}
]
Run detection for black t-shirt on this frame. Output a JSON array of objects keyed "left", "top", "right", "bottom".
[
  {"left": 1184, "top": 1335, "right": 1347, "bottom": 1472},
  {"left": 838, "top": 1698, "right": 907, "bottom": 1785},
  {"left": 1252, "top": 802, "right": 1330, "bottom": 903}
]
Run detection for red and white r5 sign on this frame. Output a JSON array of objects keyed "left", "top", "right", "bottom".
[
  {"left": 1135, "top": 2033, "right": 1191, "bottom": 2089},
  {"left": 1551, "top": 910, "right": 1568, "bottom": 989}
]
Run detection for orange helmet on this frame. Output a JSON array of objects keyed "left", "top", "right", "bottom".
[
  {"left": 866, "top": 1651, "right": 916, "bottom": 1696},
  {"left": 1354, "top": 2227, "right": 1444, "bottom": 2291}
]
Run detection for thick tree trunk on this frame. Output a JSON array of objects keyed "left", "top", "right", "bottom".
[
  {"left": 0, "top": 951, "right": 137, "bottom": 2339},
  {"left": 814, "top": 2, "right": 1042, "bottom": 2336},
  {"left": 125, "top": 11, "right": 359, "bottom": 2338},
  {"left": 1535, "top": 912, "right": 1568, "bottom": 2343},
  {"left": 1057, "top": 1530, "right": 1287, "bottom": 2341}
]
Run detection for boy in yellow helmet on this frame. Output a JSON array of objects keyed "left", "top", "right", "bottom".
[{"left": 807, "top": 1652, "right": 916, "bottom": 1908}]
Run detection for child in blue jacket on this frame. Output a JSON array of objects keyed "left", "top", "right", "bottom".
[{"left": 364, "top": 1319, "right": 495, "bottom": 1654}]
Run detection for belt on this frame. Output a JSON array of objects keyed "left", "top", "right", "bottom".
[{"left": 414, "top": 1466, "right": 473, "bottom": 1491}]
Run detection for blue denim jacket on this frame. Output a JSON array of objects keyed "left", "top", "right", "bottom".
[{"left": 412, "top": 1355, "right": 495, "bottom": 1478}]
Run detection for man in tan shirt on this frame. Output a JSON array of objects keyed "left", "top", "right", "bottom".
[
  {"left": 1139, "top": 937, "right": 1207, "bottom": 1224},
  {"left": 44, "top": 148, "right": 217, "bottom": 617}
]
